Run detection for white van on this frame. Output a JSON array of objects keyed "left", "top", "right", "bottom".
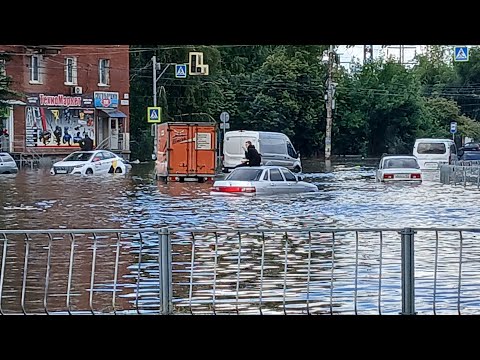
[
  {"left": 412, "top": 138, "right": 457, "bottom": 170},
  {"left": 222, "top": 130, "right": 302, "bottom": 173}
]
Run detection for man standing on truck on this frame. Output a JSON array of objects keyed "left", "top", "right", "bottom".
[{"left": 236, "top": 141, "right": 261, "bottom": 167}]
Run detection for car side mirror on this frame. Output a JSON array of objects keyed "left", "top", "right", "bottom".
[
  {"left": 296, "top": 175, "right": 304, "bottom": 181},
  {"left": 458, "top": 149, "right": 464, "bottom": 157}
]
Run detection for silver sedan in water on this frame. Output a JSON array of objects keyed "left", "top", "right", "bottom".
[
  {"left": 211, "top": 166, "right": 318, "bottom": 196},
  {"left": 0, "top": 152, "right": 18, "bottom": 174}
]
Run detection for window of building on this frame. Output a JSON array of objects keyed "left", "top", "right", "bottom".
[
  {"left": 64, "top": 57, "right": 77, "bottom": 85},
  {"left": 30, "top": 55, "right": 41, "bottom": 83},
  {"left": 0, "top": 59, "right": 5, "bottom": 76},
  {"left": 98, "top": 59, "right": 110, "bottom": 86}
]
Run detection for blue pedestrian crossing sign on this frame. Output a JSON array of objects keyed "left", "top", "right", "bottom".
[
  {"left": 175, "top": 64, "right": 187, "bottom": 78},
  {"left": 454, "top": 46, "right": 469, "bottom": 62},
  {"left": 450, "top": 121, "right": 457, "bottom": 134},
  {"left": 147, "top": 107, "right": 161, "bottom": 123}
]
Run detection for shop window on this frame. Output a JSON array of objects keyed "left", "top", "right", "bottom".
[
  {"left": 99, "top": 59, "right": 110, "bottom": 86},
  {"left": 65, "top": 57, "right": 78, "bottom": 85}
]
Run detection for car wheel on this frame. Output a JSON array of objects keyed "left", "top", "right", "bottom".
[
  {"left": 114, "top": 167, "right": 122, "bottom": 173},
  {"left": 108, "top": 166, "right": 114, "bottom": 173},
  {"left": 85, "top": 168, "right": 94, "bottom": 175},
  {"left": 293, "top": 166, "right": 301, "bottom": 173}
]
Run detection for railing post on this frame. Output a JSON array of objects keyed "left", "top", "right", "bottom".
[
  {"left": 400, "top": 228, "right": 416, "bottom": 315},
  {"left": 159, "top": 228, "right": 172, "bottom": 315}
]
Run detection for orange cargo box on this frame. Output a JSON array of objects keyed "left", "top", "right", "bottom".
[{"left": 155, "top": 122, "right": 217, "bottom": 182}]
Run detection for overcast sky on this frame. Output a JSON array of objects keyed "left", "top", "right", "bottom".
[{"left": 337, "top": 45, "right": 425, "bottom": 68}]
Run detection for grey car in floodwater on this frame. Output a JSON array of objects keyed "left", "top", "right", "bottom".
[
  {"left": 211, "top": 166, "right": 318, "bottom": 196},
  {"left": 0, "top": 152, "right": 18, "bottom": 174}
]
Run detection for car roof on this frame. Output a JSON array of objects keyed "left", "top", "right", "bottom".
[
  {"left": 381, "top": 155, "right": 417, "bottom": 159},
  {"left": 415, "top": 138, "right": 453, "bottom": 143},
  {"left": 232, "top": 165, "right": 289, "bottom": 170},
  {"left": 0, "top": 152, "right": 12, "bottom": 156}
]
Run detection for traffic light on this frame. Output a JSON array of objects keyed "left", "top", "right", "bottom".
[{"left": 189, "top": 52, "right": 209, "bottom": 75}]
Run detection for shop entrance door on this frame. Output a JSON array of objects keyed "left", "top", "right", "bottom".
[{"left": 110, "top": 118, "right": 119, "bottom": 150}]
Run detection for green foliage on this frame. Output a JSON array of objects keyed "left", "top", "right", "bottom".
[
  {"left": 129, "top": 45, "right": 480, "bottom": 160},
  {"left": 0, "top": 54, "right": 17, "bottom": 112}
]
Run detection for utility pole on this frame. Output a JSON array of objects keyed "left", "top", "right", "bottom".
[
  {"left": 325, "top": 45, "right": 334, "bottom": 162},
  {"left": 152, "top": 55, "right": 158, "bottom": 160},
  {"left": 151, "top": 56, "right": 174, "bottom": 160}
]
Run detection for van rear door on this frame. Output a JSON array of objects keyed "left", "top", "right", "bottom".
[
  {"left": 223, "top": 135, "right": 258, "bottom": 168},
  {"left": 413, "top": 141, "right": 448, "bottom": 169}
]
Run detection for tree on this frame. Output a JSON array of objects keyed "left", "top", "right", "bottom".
[{"left": 0, "top": 54, "right": 15, "bottom": 111}]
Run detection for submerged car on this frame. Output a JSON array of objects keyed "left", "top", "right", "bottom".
[
  {"left": 0, "top": 152, "right": 18, "bottom": 174},
  {"left": 376, "top": 155, "right": 422, "bottom": 182},
  {"left": 211, "top": 166, "right": 318, "bottom": 195},
  {"left": 50, "top": 150, "right": 127, "bottom": 175}
]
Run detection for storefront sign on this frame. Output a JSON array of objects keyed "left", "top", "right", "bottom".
[
  {"left": 94, "top": 91, "right": 119, "bottom": 108},
  {"left": 39, "top": 94, "right": 81, "bottom": 107},
  {"left": 26, "top": 93, "right": 94, "bottom": 108}
]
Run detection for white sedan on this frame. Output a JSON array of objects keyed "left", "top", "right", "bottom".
[
  {"left": 376, "top": 155, "right": 422, "bottom": 182},
  {"left": 50, "top": 150, "right": 128, "bottom": 175},
  {"left": 211, "top": 166, "right": 318, "bottom": 195}
]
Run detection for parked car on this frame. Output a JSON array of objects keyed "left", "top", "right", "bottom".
[
  {"left": 458, "top": 150, "right": 480, "bottom": 161},
  {"left": 50, "top": 150, "right": 127, "bottom": 175},
  {"left": 0, "top": 152, "right": 18, "bottom": 174},
  {"left": 457, "top": 143, "right": 480, "bottom": 160},
  {"left": 211, "top": 166, "right": 318, "bottom": 196},
  {"left": 376, "top": 155, "right": 422, "bottom": 182}
]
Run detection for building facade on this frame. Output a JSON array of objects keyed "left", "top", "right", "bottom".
[{"left": 0, "top": 45, "right": 130, "bottom": 159}]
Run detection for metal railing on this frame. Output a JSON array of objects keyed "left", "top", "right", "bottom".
[
  {"left": 1, "top": 227, "right": 480, "bottom": 315},
  {"left": 440, "top": 164, "right": 480, "bottom": 188}
]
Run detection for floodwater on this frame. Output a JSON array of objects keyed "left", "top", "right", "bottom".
[{"left": 1, "top": 160, "right": 480, "bottom": 314}]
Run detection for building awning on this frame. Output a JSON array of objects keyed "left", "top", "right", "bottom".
[
  {"left": 99, "top": 109, "right": 127, "bottom": 118},
  {"left": 0, "top": 99, "right": 27, "bottom": 106}
]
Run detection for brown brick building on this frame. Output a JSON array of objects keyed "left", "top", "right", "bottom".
[{"left": 0, "top": 45, "right": 130, "bottom": 159}]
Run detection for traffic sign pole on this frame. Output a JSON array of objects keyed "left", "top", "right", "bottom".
[
  {"left": 450, "top": 121, "right": 457, "bottom": 142},
  {"left": 219, "top": 112, "right": 230, "bottom": 157}
]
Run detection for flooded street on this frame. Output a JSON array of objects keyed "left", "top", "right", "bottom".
[
  {"left": 1, "top": 161, "right": 480, "bottom": 315},
  {"left": 1, "top": 161, "right": 479, "bottom": 230}
]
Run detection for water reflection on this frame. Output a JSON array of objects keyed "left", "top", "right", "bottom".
[{"left": 2, "top": 161, "right": 480, "bottom": 314}]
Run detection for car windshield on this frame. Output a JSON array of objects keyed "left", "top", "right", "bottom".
[
  {"left": 0, "top": 154, "right": 14, "bottom": 162},
  {"left": 63, "top": 152, "right": 94, "bottom": 162},
  {"left": 417, "top": 143, "right": 446, "bottom": 154},
  {"left": 225, "top": 168, "right": 264, "bottom": 181},
  {"left": 383, "top": 158, "right": 419, "bottom": 169}
]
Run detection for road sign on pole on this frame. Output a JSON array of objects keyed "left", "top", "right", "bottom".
[
  {"left": 148, "top": 107, "right": 162, "bottom": 123},
  {"left": 450, "top": 121, "right": 457, "bottom": 134},
  {"left": 219, "top": 112, "right": 230, "bottom": 157},
  {"left": 175, "top": 64, "right": 187, "bottom": 78},
  {"left": 454, "top": 46, "right": 469, "bottom": 62},
  {"left": 220, "top": 112, "right": 230, "bottom": 123}
]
